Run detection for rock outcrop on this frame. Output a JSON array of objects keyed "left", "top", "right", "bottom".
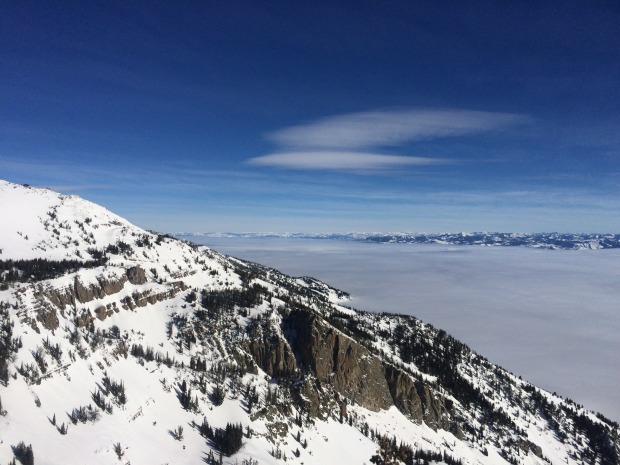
[
  {"left": 126, "top": 266, "right": 147, "bottom": 285},
  {"left": 284, "top": 309, "right": 393, "bottom": 413},
  {"left": 121, "top": 281, "right": 186, "bottom": 310},
  {"left": 33, "top": 269, "right": 184, "bottom": 326},
  {"left": 384, "top": 364, "right": 450, "bottom": 430},
  {"left": 41, "top": 274, "right": 128, "bottom": 310},
  {"left": 246, "top": 323, "right": 297, "bottom": 378}
]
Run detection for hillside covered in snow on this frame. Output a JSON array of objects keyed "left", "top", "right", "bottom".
[{"left": 1, "top": 180, "right": 618, "bottom": 465}]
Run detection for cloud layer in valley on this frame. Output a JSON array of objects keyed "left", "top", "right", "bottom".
[{"left": 192, "top": 237, "right": 620, "bottom": 423}]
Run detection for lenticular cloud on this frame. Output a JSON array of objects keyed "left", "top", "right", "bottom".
[
  {"left": 248, "top": 151, "right": 447, "bottom": 170},
  {"left": 268, "top": 108, "right": 527, "bottom": 150},
  {"left": 249, "top": 108, "right": 526, "bottom": 171}
]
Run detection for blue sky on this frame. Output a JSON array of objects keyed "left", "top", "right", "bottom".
[{"left": 1, "top": 1, "right": 619, "bottom": 232}]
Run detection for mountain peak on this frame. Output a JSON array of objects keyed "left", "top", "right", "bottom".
[{"left": 0, "top": 180, "right": 138, "bottom": 261}]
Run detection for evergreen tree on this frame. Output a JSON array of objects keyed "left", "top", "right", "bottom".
[
  {"left": 12, "top": 442, "right": 34, "bottom": 465},
  {"left": 212, "top": 422, "right": 243, "bottom": 456}
]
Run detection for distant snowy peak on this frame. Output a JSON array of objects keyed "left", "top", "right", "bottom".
[
  {"left": 0, "top": 181, "right": 142, "bottom": 261},
  {"left": 178, "top": 231, "right": 620, "bottom": 250},
  {"left": 360, "top": 232, "right": 620, "bottom": 250}
]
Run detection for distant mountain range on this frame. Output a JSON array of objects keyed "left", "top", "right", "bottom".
[{"left": 176, "top": 231, "right": 620, "bottom": 250}]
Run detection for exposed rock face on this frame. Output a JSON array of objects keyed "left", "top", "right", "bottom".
[
  {"left": 415, "top": 379, "right": 450, "bottom": 430},
  {"left": 34, "top": 271, "right": 184, "bottom": 326},
  {"left": 44, "top": 274, "right": 128, "bottom": 309},
  {"left": 384, "top": 363, "right": 425, "bottom": 421},
  {"left": 530, "top": 442, "right": 543, "bottom": 458},
  {"left": 95, "top": 305, "right": 113, "bottom": 321},
  {"left": 284, "top": 309, "right": 392, "bottom": 412},
  {"left": 35, "top": 305, "right": 59, "bottom": 331},
  {"left": 232, "top": 350, "right": 258, "bottom": 375},
  {"left": 126, "top": 266, "right": 147, "bottom": 285},
  {"left": 247, "top": 325, "right": 297, "bottom": 378},
  {"left": 514, "top": 439, "right": 543, "bottom": 458},
  {"left": 295, "top": 377, "right": 324, "bottom": 418},
  {"left": 384, "top": 363, "right": 450, "bottom": 430},
  {"left": 120, "top": 281, "right": 186, "bottom": 310},
  {"left": 74, "top": 308, "right": 94, "bottom": 327}
]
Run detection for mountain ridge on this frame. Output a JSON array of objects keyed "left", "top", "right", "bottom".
[
  {"left": 1, "top": 180, "right": 618, "bottom": 465},
  {"left": 176, "top": 232, "right": 620, "bottom": 250}
]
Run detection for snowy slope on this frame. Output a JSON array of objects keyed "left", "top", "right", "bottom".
[
  {"left": 0, "top": 181, "right": 138, "bottom": 261},
  {"left": 0, "top": 181, "right": 618, "bottom": 465}
]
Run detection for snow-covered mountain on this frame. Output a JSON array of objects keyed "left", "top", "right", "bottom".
[
  {"left": 1, "top": 180, "right": 618, "bottom": 465},
  {"left": 178, "top": 232, "right": 620, "bottom": 250}
]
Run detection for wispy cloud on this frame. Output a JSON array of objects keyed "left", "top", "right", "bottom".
[
  {"left": 251, "top": 108, "right": 527, "bottom": 171},
  {"left": 247, "top": 151, "right": 449, "bottom": 170},
  {"left": 267, "top": 108, "right": 528, "bottom": 150}
]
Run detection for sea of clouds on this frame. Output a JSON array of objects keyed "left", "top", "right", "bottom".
[{"left": 190, "top": 237, "right": 620, "bottom": 422}]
